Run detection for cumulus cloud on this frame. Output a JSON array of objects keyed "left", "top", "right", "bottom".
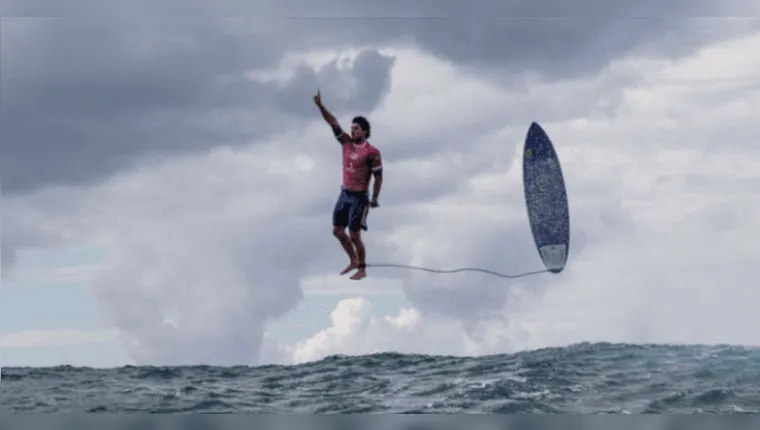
[
  {"left": 285, "top": 297, "right": 534, "bottom": 365},
  {"left": 4, "top": 13, "right": 760, "bottom": 366}
]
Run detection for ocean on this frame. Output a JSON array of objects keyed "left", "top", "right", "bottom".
[{"left": 2, "top": 342, "right": 759, "bottom": 413}]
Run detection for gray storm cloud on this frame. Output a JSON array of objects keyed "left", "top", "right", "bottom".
[{"left": 2, "top": 10, "right": 741, "bottom": 196}]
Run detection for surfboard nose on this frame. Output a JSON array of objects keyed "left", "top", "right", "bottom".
[{"left": 526, "top": 121, "right": 548, "bottom": 142}]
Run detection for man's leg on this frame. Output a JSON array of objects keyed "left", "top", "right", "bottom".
[
  {"left": 348, "top": 203, "right": 369, "bottom": 280},
  {"left": 334, "top": 226, "right": 358, "bottom": 275},
  {"left": 333, "top": 191, "right": 358, "bottom": 275},
  {"left": 348, "top": 229, "right": 367, "bottom": 280}
]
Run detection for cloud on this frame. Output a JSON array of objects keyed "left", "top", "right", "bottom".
[
  {"left": 4, "top": 15, "right": 760, "bottom": 366},
  {"left": 4, "top": 11, "right": 747, "bottom": 197},
  {"left": 288, "top": 298, "right": 457, "bottom": 364},
  {"left": 1, "top": 19, "right": 395, "bottom": 196},
  {"left": 1, "top": 190, "right": 76, "bottom": 277}
]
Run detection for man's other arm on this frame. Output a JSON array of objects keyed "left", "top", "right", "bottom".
[{"left": 370, "top": 153, "right": 383, "bottom": 205}]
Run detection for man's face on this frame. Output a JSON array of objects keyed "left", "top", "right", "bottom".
[{"left": 351, "top": 123, "right": 365, "bottom": 140}]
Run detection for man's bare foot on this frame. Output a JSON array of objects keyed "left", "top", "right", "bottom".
[
  {"left": 340, "top": 261, "right": 358, "bottom": 275},
  {"left": 350, "top": 268, "right": 366, "bottom": 280}
]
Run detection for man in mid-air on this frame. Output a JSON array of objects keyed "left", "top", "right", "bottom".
[{"left": 313, "top": 90, "right": 383, "bottom": 280}]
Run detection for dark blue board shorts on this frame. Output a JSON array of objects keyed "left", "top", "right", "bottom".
[{"left": 333, "top": 188, "right": 369, "bottom": 232}]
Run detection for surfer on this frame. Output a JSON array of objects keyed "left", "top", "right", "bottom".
[{"left": 313, "top": 89, "right": 383, "bottom": 280}]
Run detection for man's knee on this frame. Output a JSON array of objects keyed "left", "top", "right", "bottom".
[{"left": 333, "top": 226, "right": 348, "bottom": 239}]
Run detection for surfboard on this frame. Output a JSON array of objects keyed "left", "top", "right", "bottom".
[{"left": 522, "top": 121, "right": 570, "bottom": 274}]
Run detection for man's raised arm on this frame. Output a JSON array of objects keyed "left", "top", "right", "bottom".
[{"left": 313, "top": 89, "right": 350, "bottom": 144}]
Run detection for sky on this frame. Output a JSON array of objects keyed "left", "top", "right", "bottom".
[{"left": 2, "top": 6, "right": 760, "bottom": 368}]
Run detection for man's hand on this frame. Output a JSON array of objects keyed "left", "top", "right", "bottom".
[
  {"left": 369, "top": 199, "right": 379, "bottom": 208},
  {"left": 313, "top": 89, "right": 322, "bottom": 107}
]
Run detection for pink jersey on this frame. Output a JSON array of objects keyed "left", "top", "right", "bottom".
[{"left": 342, "top": 141, "right": 381, "bottom": 192}]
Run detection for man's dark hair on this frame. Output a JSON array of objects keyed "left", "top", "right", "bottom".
[{"left": 352, "top": 116, "right": 371, "bottom": 138}]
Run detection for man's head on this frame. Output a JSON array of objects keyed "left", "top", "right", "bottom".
[{"left": 350, "top": 116, "right": 371, "bottom": 142}]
